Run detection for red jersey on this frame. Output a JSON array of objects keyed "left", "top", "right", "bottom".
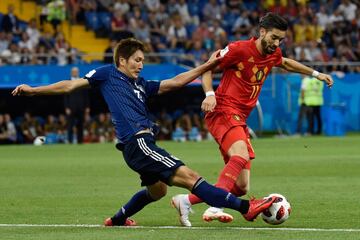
[{"left": 215, "top": 37, "right": 283, "bottom": 123}]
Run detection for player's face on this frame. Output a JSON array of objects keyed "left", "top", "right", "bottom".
[
  {"left": 120, "top": 50, "right": 144, "bottom": 79},
  {"left": 260, "top": 28, "right": 286, "bottom": 55}
]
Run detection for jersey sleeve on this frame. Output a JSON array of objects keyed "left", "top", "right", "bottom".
[
  {"left": 144, "top": 79, "right": 160, "bottom": 97},
  {"left": 218, "top": 42, "right": 243, "bottom": 69},
  {"left": 83, "top": 65, "right": 110, "bottom": 87}
]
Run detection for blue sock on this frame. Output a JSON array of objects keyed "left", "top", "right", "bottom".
[
  {"left": 112, "top": 189, "right": 155, "bottom": 225},
  {"left": 191, "top": 178, "right": 249, "bottom": 213}
]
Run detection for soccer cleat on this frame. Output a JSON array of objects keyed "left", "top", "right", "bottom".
[
  {"left": 202, "top": 207, "right": 234, "bottom": 223},
  {"left": 242, "top": 196, "right": 277, "bottom": 221},
  {"left": 171, "top": 194, "right": 193, "bottom": 227},
  {"left": 104, "top": 217, "right": 137, "bottom": 226}
]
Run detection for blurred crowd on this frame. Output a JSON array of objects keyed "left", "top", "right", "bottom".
[
  {"left": 0, "top": 110, "right": 208, "bottom": 145},
  {"left": 0, "top": 1, "right": 80, "bottom": 65},
  {"left": 0, "top": 0, "right": 360, "bottom": 71}
]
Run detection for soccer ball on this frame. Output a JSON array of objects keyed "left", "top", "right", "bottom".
[
  {"left": 261, "top": 193, "right": 291, "bottom": 225},
  {"left": 33, "top": 136, "right": 46, "bottom": 146}
]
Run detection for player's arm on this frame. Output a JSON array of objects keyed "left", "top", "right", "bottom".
[
  {"left": 201, "top": 70, "right": 217, "bottom": 112},
  {"left": 280, "top": 57, "right": 334, "bottom": 88},
  {"left": 12, "top": 78, "right": 90, "bottom": 96},
  {"left": 158, "top": 50, "right": 221, "bottom": 94}
]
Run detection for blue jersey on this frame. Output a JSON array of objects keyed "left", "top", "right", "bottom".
[{"left": 84, "top": 65, "right": 160, "bottom": 144}]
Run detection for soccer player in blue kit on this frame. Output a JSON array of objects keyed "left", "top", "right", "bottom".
[{"left": 12, "top": 38, "right": 276, "bottom": 226}]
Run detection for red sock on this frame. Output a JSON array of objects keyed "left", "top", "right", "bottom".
[
  {"left": 188, "top": 156, "right": 248, "bottom": 205},
  {"left": 215, "top": 155, "right": 248, "bottom": 192},
  {"left": 188, "top": 193, "right": 203, "bottom": 205}
]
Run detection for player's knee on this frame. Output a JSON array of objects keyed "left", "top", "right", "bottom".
[
  {"left": 183, "top": 169, "right": 200, "bottom": 189},
  {"left": 150, "top": 188, "right": 167, "bottom": 200},
  {"left": 228, "top": 141, "right": 250, "bottom": 160},
  {"left": 147, "top": 183, "right": 168, "bottom": 200},
  {"left": 171, "top": 166, "right": 200, "bottom": 190}
]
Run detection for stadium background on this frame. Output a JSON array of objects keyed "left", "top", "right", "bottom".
[
  {"left": 0, "top": 0, "right": 360, "bottom": 144},
  {"left": 0, "top": 1, "right": 360, "bottom": 239}
]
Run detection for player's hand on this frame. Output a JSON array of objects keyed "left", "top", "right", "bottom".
[
  {"left": 12, "top": 84, "right": 35, "bottom": 96},
  {"left": 317, "top": 73, "right": 334, "bottom": 88},
  {"left": 201, "top": 96, "right": 217, "bottom": 112},
  {"left": 207, "top": 49, "right": 222, "bottom": 65}
]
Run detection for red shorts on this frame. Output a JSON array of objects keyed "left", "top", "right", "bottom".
[{"left": 205, "top": 111, "right": 255, "bottom": 164}]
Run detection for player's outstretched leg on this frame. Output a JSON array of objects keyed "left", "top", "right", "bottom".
[
  {"left": 171, "top": 167, "right": 276, "bottom": 224},
  {"left": 191, "top": 178, "right": 276, "bottom": 222},
  {"left": 171, "top": 194, "right": 193, "bottom": 227}
]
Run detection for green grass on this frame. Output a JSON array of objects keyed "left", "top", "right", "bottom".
[{"left": 1, "top": 136, "right": 360, "bottom": 239}]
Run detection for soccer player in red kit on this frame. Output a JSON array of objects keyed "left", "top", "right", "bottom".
[{"left": 172, "top": 13, "right": 334, "bottom": 227}]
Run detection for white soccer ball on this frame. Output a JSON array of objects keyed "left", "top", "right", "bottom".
[
  {"left": 261, "top": 193, "right": 291, "bottom": 225},
  {"left": 33, "top": 136, "right": 46, "bottom": 146}
]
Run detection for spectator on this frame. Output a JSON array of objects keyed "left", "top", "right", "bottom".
[
  {"left": 47, "top": 0, "right": 66, "bottom": 32},
  {"left": 187, "top": 40, "right": 207, "bottom": 67},
  {"left": 0, "top": 32, "right": 10, "bottom": 56},
  {"left": 337, "top": 0, "right": 357, "bottom": 22},
  {"left": 0, "top": 114, "right": 10, "bottom": 144},
  {"left": 64, "top": 67, "right": 90, "bottom": 144},
  {"left": 132, "top": 19, "right": 151, "bottom": 47},
  {"left": 301, "top": 76, "right": 325, "bottom": 135},
  {"left": 26, "top": 18, "right": 41, "bottom": 47},
  {"left": 316, "top": 6, "right": 330, "bottom": 29},
  {"left": 296, "top": 76, "right": 311, "bottom": 135},
  {"left": 175, "top": 0, "right": 191, "bottom": 24},
  {"left": 4, "top": 114, "right": 17, "bottom": 144},
  {"left": 202, "top": 0, "right": 222, "bottom": 21},
  {"left": 6, "top": 42, "right": 21, "bottom": 65},
  {"left": 34, "top": 45, "right": 50, "bottom": 65},
  {"left": 83, "top": 111, "right": 96, "bottom": 143},
  {"left": 20, "top": 112, "right": 43, "bottom": 143},
  {"left": 156, "top": 109, "right": 173, "bottom": 140},
  {"left": 18, "top": 32, "right": 34, "bottom": 51},
  {"left": 145, "top": 0, "right": 160, "bottom": 12},
  {"left": 113, "top": 0, "right": 130, "bottom": 15},
  {"left": 111, "top": 10, "right": 133, "bottom": 41},
  {"left": 94, "top": 113, "right": 112, "bottom": 143},
  {"left": 57, "top": 114, "right": 67, "bottom": 143},
  {"left": 20, "top": 47, "right": 32, "bottom": 64},
  {"left": 103, "top": 39, "right": 117, "bottom": 63},
  {"left": 168, "top": 14, "right": 188, "bottom": 49},
  {"left": 77, "top": 0, "right": 97, "bottom": 23},
  {"left": 232, "top": 11, "right": 252, "bottom": 36},
  {"left": 1, "top": 4, "right": 20, "bottom": 34},
  {"left": 44, "top": 114, "right": 60, "bottom": 143}
]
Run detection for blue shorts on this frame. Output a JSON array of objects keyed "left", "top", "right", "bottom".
[{"left": 119, "top": 133, "right": 184, "bottom": 186}]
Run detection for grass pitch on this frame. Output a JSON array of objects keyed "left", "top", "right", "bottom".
[{"left": 1, "top": 136, "right": 360, "bottom": 239}]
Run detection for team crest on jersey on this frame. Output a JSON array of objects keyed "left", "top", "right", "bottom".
[
  {"left": 233, "top": 114, "right": 241, "bottom": 121},
  {"left": 255, "top": 70, "right": 264, "bottom": 82},
  {"left": 134, "top": 82, "right": 145, "bottom": 93}
]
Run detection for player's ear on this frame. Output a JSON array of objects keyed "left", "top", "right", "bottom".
[
  {"left": 259, "top": 27, "right": 266, "bottom": 38},
  {"left": 119, "top": 57, "right": 126, "bottom": 67}
]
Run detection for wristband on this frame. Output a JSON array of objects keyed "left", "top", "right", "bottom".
[
  {"left": 312, "top": 70, "right": 320, "bottom": 78},
  {"left": 205, "top": 91, "right": 215, "bottom": 97}
]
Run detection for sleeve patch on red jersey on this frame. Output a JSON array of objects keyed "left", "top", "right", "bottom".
[{"left": 220, "top": 46, "right": 229, "bottom": 57}]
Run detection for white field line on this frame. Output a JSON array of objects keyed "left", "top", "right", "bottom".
[{"left": 0, "top": 224, "right": 359, "bottom": 232}]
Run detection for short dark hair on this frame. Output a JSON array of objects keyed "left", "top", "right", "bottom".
[
  {"left": 113, "top": 38, "right": 145, "bottom": 67},
  {"left": 259, "top": 12, "right": 288, "bottom": 31}
]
